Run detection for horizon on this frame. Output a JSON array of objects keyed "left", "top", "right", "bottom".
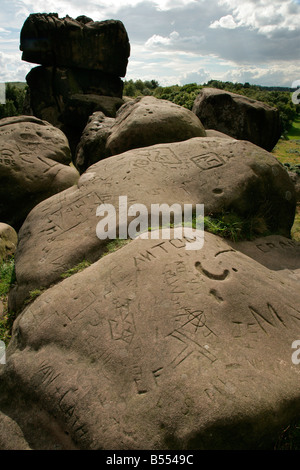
[{"left": 0, "top": 0, "right": 300, "bottom": 88}]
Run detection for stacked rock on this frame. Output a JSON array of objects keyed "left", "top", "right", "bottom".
[{"left": 20, "top": 13, "right": 130, "bottom": 153}]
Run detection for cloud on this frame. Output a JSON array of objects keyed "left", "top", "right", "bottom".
[
  {"left": 0, "top": 50, "right": 32, "bottom": 82},
  {"left": 0, "top": 0, "right": 299, "bottom": 86},
  {"left": 210, "top": 15, "right": 238, "bottom": 29},
  {"left": 180, "top": 68, "right": 211, "bottom": 85},
  {"left": 218, "top": 0, "right": 300, "bottom": 35}
]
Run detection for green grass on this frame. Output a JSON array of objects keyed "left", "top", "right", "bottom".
[
  {"left": 291, "top": 204, "right": 300, "bottom": 241},
  {"left": 61, "top": 260, "right": 92, "bottom": 279},
  {"left": 0, "top": 257, "right": 16, "bottom": 345},
  {"left": 287, "top": 115, "right": 300, "bottom": 140},
  {"left": 272, "top": 139, "right": 300, "bottom": 166},
  {"left": 0, "top": 258, "right": 15, "bottom": 297}
]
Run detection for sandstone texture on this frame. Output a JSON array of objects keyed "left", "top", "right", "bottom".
[
  {"left": 20, "top": 14, "right": 130, "bottom": 76},
  {"left": 0, "top": 223, "right": 18, "bottom": 263},
  {"left": 0, "top": 231, "right": 300, "bottom": 449},
  {"left": 106, "top": 96, "right": 206, "bottom": 156},
  {"left": 8, "top": 137, "right": 295, "bottom": 312},
  {"left": 75, "top": 112, "right": 115, "bottom": 174},
  {"left": 287, "top": 170, "right": 300, "bottom": 202},
  {"left": 192, "top": 87, "right": 282, "bottom": 151},
  {"left": 0, "top": 116, "right": 79, "bottom": 230}
]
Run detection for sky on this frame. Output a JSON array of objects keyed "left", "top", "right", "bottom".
[{"left": 0, "top": 0, "right": 300, "bottom": 87}]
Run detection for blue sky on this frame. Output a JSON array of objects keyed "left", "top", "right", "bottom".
[{"left": 0, "top": 0, "right": 300, "bottom": 87}]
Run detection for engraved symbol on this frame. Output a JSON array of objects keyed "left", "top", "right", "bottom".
[
  {"left": 109, "top": 302, "right": 135, "bottom": 344},
  {"left": 195, "top": 261, "right": 229, "bottom": 281},
  {"left": 191, "top": 153, "right": 224, "bottom": 170}
]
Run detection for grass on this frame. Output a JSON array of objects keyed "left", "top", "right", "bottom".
[
  {"left": 61, "top": 260, "right": 92, "bottom": 279},
  {"left": 0, "top": 257, "right": 16, "bottom": 345},
  {"left": 292, "top": 205, "right": 300, "bottom": 241},
  {"left": 287, "top": 115, "right": 300, "bottom": 140}
]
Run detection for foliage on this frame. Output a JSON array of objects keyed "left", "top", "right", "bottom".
[
  {"left": 200, "top": 212, "right": 269, "bottom": 242},
  {"left": 0, "top": 257, "right": 16, "bottom": 345},
  {"left": 291, "top": 205, "right": 300, "bottom": 242},
  {"left": 123, "top": 78, "right": 299, "bottom": 137},
  {"left": 61, "top": 260, "right": 92, "bottom": 279},
  {"left": 0, "top": 257, "right": 15, "bottom": 297},
  {"left": 0, "top": 83, "right": 27, "bottom": 119}
]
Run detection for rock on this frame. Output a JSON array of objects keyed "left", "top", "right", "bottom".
[
  {"left": 75, "top": 112, "right": 115, "bottom": 174},
  {"left": 8, "top": 137, "right": 295, "bottom": 312},
  {"left": 106, "top": 96, "right": 207, "bottom": 156},
  {"left": 205, "top": 129, "right": 235, "bottom": 139},
  {"left": 1, "top": 231, "right": 300, "bottom": 449},
  {"left": 192, "top": 87, "right": 282, "bottom": 151},
  {"left": 20, "top": 13, "right": 130, "bottom": 77},
  {"left": 288, "top": 170, "right": 300, "bottom": 202},
  {"left": 228, "top": 234, "right": 300, "bottom": 280},
  {"left": 0, "top": 223, "right": 18, "bottom": 262},
  {"left": 0, "top": 116, "right": 79, "bottom": 230},
  {"left": 25, "top": 66, "right": 125, "bottom": 154}
]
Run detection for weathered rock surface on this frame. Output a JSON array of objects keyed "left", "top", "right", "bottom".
[
  {"left": 287, "top": 170, "right": 300, "bottom": 202},
  {"left": 192, "top": 87, "right": 282, "bottom": 151},
  {"left": 1, "top": 231, "right": 300, "bottom": 450},
  {"left": 8, "top": 137, "right": 295, "bottom": 312},
  {"left": 0, "top": 116, "right": 79, "bottom": 230},
  {"left": 25, "top": 66, "right": 125, "bottom": 154},
  {"left": 20, "top": 14, "right": 130, "bottom": 76},
  {"left": 228, "top": 234, "right": 300, "bottom": 279},
  {"left": 106, "top": 97, "right": 206, "bottom": 156},
  {"left": 75, "top": 112, "right": 115, "bottom": 174},
  {"left": 0, "top": 223, "right": 18, "bottom": 262}
]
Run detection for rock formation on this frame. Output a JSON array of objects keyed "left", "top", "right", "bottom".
[
  {"left": 0, "top": 223, "right": 17, "bottom": 263},
  {"left": 192, "top": 87, "right": 282, "bottom": 152},
  {"left": 20, "top": 14, "right": 130, "bottom": 153},
  {"left": 75, "top": 97, "right": 207, "bottom": 173},
  {"left": 1, "top": 231, "right": 300, "bottom": 449},
  {"left": 0, "top": 13, "right": 299, "bottom": 452},
  {"left": 8, "top": 137, "right": 295, "bottom": 313},
  {"left": 105, "top": 96, "right": 206, "bottom": 156},
  {"left": 0, "top": 115, "right": 79, "bottom": 230}
]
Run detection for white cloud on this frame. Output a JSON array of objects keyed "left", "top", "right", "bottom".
[
  {"left": 210, "top": 14, "right": 238, "bottom": 29},
  {"left": 180, "top": 68, "right": 211, "bottom": 85},
  {"left": 145, "top": 31, "right": 180, "bottom": 47},
  {"left": 218, "top": 0, "right": 300, "bottom": 35},
  {"left": 0, "top": 0, "right": 299, "bottom": 87}
]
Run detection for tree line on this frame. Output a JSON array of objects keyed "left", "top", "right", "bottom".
[
  {"left": 124, "top": 79, "right": 300, "bottom": 137},
  {"left": 0, "top": 80, "right": 299, "bottom": 137}
]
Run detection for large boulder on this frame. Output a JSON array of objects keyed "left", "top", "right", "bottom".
[
  {"left": 74, "top": 112, "right": 115, "bottom": 174},
  {"left": 20, "top": 14, "right": 130, "bottom": 76},
  {"left": 192, "top": 87, "right": 282, "bottom": 152},
  {"left": 0, "top": 231, "right": 300, "bottom": 449},
  {"left": 0, "top": 223, "right": 18, "bottom": 262},
  {"left": 106, "top": 96, "right": 207, "bottom": 156},
  {"left": 8, "top": 137, "right": 295, "bottom": 312},
  {"left": 0, "top": 116, "right": 79, "bottom": 230}
]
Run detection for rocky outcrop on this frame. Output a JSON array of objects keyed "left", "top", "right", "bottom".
[
  {"left": 8, "top": 137, "right": 295, "bottom": 312},
  {"left": 75, "top": 96, "right": 207, "bottom": 172},
  {"left": 74, "top": 112, "right": 115, "bottom": 174},
  {"left": 20, "top": 14, "right": 130, "bottom": 76},
  {"left": 192, "top": 87, "right": 282, "bottom": 151},
  {"left": 0, "top": 115, "right": 79, "bottom": 230},
  {"left": 1, "top": 231, "right": 300, "bottom": 449},
  {"left": 20, "top": 14, "right": 130, "bottom": 154},
  {"left": 287, "top": 170, "right": 300, "bottom": 202},
  {"left": 106, "top": 96, "right": 207, "bottom": 156},
  {"left": 0, "top": 223, "right": 18, "bottom": 262}
]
